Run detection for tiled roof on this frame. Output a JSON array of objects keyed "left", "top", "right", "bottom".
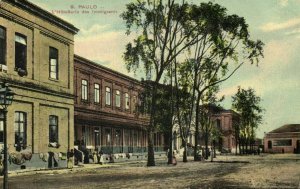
[{"left": 269, "top": 124, "right": 300, "bottom": 133}]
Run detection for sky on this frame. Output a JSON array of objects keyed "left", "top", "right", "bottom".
[{"left": 29, "top": 0, "right": 300, "bottom": 138}]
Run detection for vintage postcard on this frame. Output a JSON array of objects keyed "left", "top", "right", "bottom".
[{"left": 0, "top": 0, "right": 299, "bottom": 188}]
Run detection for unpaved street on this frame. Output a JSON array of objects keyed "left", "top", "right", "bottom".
[{"left": 1, "top": 154, "right": 300, "bottom": 189}]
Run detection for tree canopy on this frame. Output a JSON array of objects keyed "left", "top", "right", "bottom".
[{"left": 121, "top": 0, "right": 264, "bottom": 165}]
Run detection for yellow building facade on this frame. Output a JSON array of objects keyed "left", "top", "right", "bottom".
[{"left": 0, "top": 0, "right": 78, "bottom": 169}]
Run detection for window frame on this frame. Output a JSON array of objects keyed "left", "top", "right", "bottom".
[
  {"left": 94, "top": 83, "right": 100, "bottom": 104},
  {"left": 15, "top": 33, "right": 27, "bottom": 72},
  {"left": 49, "top": 47, "right": 59, "bottom": 80},
  {"left": 115, "top": 90, "right": 121, "bottom": 108},
  {"left": 104, "top": 128, "right": 112, "bottom": 146},
  {"left": 114, "top": 129, "right": 122, "bottom": 146},
  {"left": 125, "top": 93, "right": 130, "bottom": 110},
  {"left": 14, "top": 111, "right": 27, "bottom": 150},
  {"left": 81, "top": 79, "right": 88, "bottom": 101},
  {"left": 49, "top": 115, "right": 59, "bottom": 143},
  {"left": 0, "top": 26, "right": 6, "bottom": 65},
  {"left": 0, "top": 119, "right": 3, "bottom": 143},
  {"left": 105, "top": 87, "right": 111, "bottom": 106}
]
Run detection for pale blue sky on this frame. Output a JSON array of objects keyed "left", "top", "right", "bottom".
[{"left": 30, "top": 0, "right": 300, "bottom": 138}]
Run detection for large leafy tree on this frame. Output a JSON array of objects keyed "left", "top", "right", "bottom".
[
  {"left": 121, "top": 0, "right": 208, "bottom": 166},
  {"left": 171, "top": 3, "right": 264, "bottom": 160},
  {"left": 232, "top": 87, "right": 263, "bottom": 154},
  {"left": 121, "top": 0, "right": 263, "bottom": 166}
]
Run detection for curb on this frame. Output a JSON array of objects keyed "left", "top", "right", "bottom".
[{"left": 7, "top": 160, "right": 152, "bottom": 177}]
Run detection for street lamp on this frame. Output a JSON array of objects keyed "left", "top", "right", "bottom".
[{"left": 0, "top": 83, "right": 15, "bottom": 189}]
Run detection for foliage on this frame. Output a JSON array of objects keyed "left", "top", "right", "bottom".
[
  {"left": 121, "top": 0, "right": 264, "bottom": 165},
  {"left": 232, "top": 87, "right": 264, "bottom": 153}
]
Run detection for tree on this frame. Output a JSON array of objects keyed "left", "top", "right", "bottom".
[
  {"left": 169, "top": 2, "right": 264, "bottom": 161},
  {"left": 199, "top": 88, "right": 223, "bottom": 160},
  {"left": 121, "top": 1, "right": 263, "bottom": 166},
  {"left": 231, "top": 87, "right": 263, "bottom": 154},
  {"left": 121, "top": 0, "right": 212, "bottom": 166}
]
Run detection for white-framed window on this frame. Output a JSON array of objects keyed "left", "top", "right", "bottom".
[
  {"left": 81, "top": 79, "right": 88, "bottom": 101},
  {"left": 0, "top": 26, "right": 6, "bottom": 65},
  {"left": 125, "top": 93, "right": 130, "bottom": 110},
  {"left": 0, "top": 119, "right": 3, "bottom": 143},
  {"left": 15, "top": 33, "right": 27, "bottom": 72},
  {"left": 14, "top": 111, "right": 27, "bottom": 150},
  {"left": 115, "top": 90, "right": 121, "bottom": 108},
  {"left": 105, "top": 87, "right": 111, "bottom": 105},
  {"left": 49, "top": 47, "right": 58, "bottom": 80},
  {"left": 94, "top": 83, "right": 100, "bottom": 103},
  {"left": 49, "top": 115, "right": 58, "bottom": 143}
]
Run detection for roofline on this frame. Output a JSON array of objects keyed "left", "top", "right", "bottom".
[
  {"left": 267, "top": 132, "right": 300, "bottom": 134},
  {"left": 4, "top": 0, "right": 79, "bottom": 34},
  {"left": 74, "top": 55, "right": 142, "bottom": 86},
  {"left": 268, "top": 124, "right": 300, "bottom": 133}
]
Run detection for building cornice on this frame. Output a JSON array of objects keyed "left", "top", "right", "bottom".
[
  {"left": 3, "top": 0, "right": 79, "bottom": 34},
  {"left": 74, "top": 55, "right": 143, "bottom": 87},
  {"left": 75, "top": 107, "right": 149, "bottom": 126},
  {"left": 0, "top": 76, "right": 74, "bottom": 99}
]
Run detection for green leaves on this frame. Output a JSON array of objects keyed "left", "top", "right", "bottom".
[{"left": 232, "top": 87, "right": 264, "bottom": 137}]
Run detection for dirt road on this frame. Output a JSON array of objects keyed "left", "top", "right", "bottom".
[{"left": 1, "top": 154, "right": 300, "bottom": 189}]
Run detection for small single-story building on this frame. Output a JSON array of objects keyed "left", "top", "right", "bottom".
[{"left": 264, "top": 124, "right": 300, "bottom": 153}]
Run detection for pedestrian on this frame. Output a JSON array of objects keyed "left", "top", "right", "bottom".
[
  {"left": 172, "top": 151, "right": 177, "bottom": 166},
  {"left": 67, "top": 149, "right": 74, "bottom": 168},
  {"left": 98, "top": 150, "right": 104, "bottom": 165}
]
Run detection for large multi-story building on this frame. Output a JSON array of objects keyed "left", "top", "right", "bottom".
[
  {"left": 74, "top": 55, "right": 164, "bottom": 163},
  {"left": 0, "top": 0, "right": 166, "bottom": 170},
  {"left": 0, "top": 0, "right": 78, "bottom": 169}
]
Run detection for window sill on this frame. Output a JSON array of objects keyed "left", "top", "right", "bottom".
[
  {"left": 48, "top": 142, "right": 60, "bottom": 148},
  {"left": 49, "top": 78, "right": 59, "bottom": 82},
  {"left": 15, "top": 68, "right": 27, "bottom": 77},
  {"left": 81, "top": 100, "right": 89, "bottom": 104}
]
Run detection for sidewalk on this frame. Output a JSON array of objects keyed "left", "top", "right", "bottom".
[
  {"left": 7, "top": 159, "right": 152, "bottom": 177},
  {"left": 8, "top": 155, "right": 261, "bottom": 177}
]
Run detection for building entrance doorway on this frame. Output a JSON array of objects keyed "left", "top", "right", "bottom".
[
  {"left": 94, "top": 127, "right": 100, "bottom": 149},
  {"left": 296, "top": 140, "right": 300, "bottom": 154}
]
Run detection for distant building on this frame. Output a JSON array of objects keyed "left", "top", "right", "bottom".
[
  {"left": 172, "top": 106, "right": 240, "bottom": 154},
  {"left": 264, "top": 124, "right": 300, "bottom": 153},
  {"left": 211, "top": 109, "right": 240, "bottom": 153}
]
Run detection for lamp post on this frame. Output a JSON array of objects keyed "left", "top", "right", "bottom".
[{"left": 0, "top": 83, "right": 15, "bottom": 189}]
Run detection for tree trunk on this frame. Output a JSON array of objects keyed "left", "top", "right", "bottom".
[
  {"left": 183, "top": 140, "right": 188, "bottom": 162},
  {"left": 239, "top": 138, "right": 242, "bottom": 155},
  {"left": 205, "top": 132, "right": 209, "bottom": 159},
  {"left": 194, "top": 94, "right": 201, "bottom": 161},
  {"left": 147, "top": 128, "right": 155, "bottom": 166},
  {"left": 147, "top": 82, "right": 159, "bottom": 166},
  {"left": 168, "top": 129, "right": 173, "bottom": 164}
]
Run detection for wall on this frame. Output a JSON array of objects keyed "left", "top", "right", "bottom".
[{"left": 0, "top": 0, "right": 77, "bottom": 170}]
